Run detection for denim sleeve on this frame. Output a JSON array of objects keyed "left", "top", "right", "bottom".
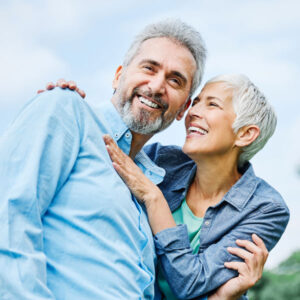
[
  {"left": 0, "top": 89, "right": 83, "bottom": 299},
  {"left": 154, "top": 203, "right": 289, "bottom": 300}
]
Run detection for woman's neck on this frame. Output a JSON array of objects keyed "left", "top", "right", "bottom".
[{"left": 186, "top": 155, "right": 241, "bottom": 217}]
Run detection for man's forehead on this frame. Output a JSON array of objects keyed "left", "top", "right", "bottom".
[{"left": 131, "top": 37, "right": 196, "bottom": 76}]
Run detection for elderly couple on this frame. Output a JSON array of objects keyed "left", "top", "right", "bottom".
[{"left": 0, "top": 19, "right": 289, "bottom": 299}]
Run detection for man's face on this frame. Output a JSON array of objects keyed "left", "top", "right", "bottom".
[{"left": 112, "top": 37, "right": 196, "bottom": 135}]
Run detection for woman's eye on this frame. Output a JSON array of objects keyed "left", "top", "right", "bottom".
[
  {"left": 209, "top": 102, "right": 218, "bottom": 107},
  {"left": 191, "top": 98, "right": 200, "bottom": 106}
]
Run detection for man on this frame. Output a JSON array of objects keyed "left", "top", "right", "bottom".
[{"left": 0, "top": 19, "right": 265, "bottom": 299}]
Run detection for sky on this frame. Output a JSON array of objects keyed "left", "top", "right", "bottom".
[{"left": 0, "top": 0, "right": 299, "bottom": 268}]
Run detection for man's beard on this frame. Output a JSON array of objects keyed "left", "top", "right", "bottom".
[{"left": 115, "top": 87, "right": 177, "bottom": 135}]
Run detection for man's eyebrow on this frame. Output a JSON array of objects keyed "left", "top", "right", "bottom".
[{"left": 139, "top": 59, "right": 161, "bottom": 67}]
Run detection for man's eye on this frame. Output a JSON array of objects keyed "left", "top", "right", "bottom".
[
  {"left": 143, "top": 65, "right": 153, "bottom": 71},
  {"left": 169, "top": 78, "right": 180, "bottom": 86}
]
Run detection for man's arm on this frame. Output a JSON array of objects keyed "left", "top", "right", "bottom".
[{"left": 0, "top": 89, "right": 83, "bottom": 299}]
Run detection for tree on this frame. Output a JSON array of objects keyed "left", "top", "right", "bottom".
[{"left": 249, "top": 250, "right": 300, "bottom": 299}]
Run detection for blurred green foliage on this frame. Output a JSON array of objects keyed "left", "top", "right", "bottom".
[{"left": 248, "top": 250, "right": 300, "bottom": 299}]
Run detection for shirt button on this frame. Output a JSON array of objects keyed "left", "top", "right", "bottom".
[
  {"left": 114, "top": 133, "right": 119, "bottom": 139},
  {"left": 204, "top": 220, "right": 210, "bottom": 226},
  {"left": 125, "top": 133, "right": 131, "bottom": 138}
]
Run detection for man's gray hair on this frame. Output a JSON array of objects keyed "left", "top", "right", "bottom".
[
  {"left": 207, "top": 74, "right": 277, "bottom": 166},
  {"left": 123, "top": 19, "right": 206, "bottom": 96}
]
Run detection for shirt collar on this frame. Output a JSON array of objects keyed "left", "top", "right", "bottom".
[
  {"left": 222, "top": 163, "right": 259, "bottom": 211},
  {"left": 172, "top": 162, "right": 197, "bottom": 193},
  {"left": 168, "top": 161, "right": 259, "bottom": 212},
  {"left": 99, "top": 101, "right": 129, "bottom": 143},
  {"left": 96, "top": 101, "right": 166, "bottom": 185}
]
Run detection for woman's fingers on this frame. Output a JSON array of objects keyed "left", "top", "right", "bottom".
[
  {"left": 68, "top": 81, "right": 77, "bottom": 90},
  {"left": 235, "top": 235, "right": 268, "bottom": 263},
  {"left": 252, "top": 234, "right": 268, "bottom": 256},
  {"left": 37, "top": 79, "right": 86, "bottom": 98},
  {"left": 46, "top": 82, "right": 55, "bottom": 90},
  {"left": 224, "top": 261, "right": 245, "bottom": 272},
  {"left": 227, "top": 246, "right": 253, "bottom": 263},
  {"left": 56, "top": 78, "right": 68, "bottom": 88},
  {"left": 103, "top": 134, "right": 124, "bottom": 164},
  {"left": 76, "top": 88, "right": 86, "bottom": 99}
]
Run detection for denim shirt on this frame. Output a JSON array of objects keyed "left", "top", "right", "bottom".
[
  {"left": 0, "top": 89, "right": 165, "bottom": 300},
  {"left": 144, "top": 143, "right": 290, "bottom": 300}
]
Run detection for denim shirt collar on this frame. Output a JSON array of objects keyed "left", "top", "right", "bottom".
[
  {"left": 169, "top": 161, "right": 259, "bottom": 212},
  {"left": 99, "top": 101, "right": 166, "bottom": 185},
  {"left": 222, "top": 163, "right": 259, "bottom": 211}
]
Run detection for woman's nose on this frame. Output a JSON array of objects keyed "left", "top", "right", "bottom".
[{"left": 188, "top": 101, "right": 204, "bottom": 119}]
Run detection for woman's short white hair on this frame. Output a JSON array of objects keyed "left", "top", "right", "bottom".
[
  {"left": 207, "top": 74, "right": 277, "bottom": 166},
  {"left": 123, "top": 19, "right": 206, "bottom": 96}
]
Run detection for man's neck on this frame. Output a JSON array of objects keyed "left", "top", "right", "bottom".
[{"left": 129, "top": 131, "right": 153, "bottom": 159}]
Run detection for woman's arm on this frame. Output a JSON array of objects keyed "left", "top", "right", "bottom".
[{"left": 104, "top": 135, "right": 269, "bottom": 300}]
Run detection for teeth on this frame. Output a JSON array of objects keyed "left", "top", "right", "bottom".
[
  {"left": 188, "top": 126, "right": 208, "bottom": 135},
  {"left": 139, "top": 96, "right": 159, "bottom": 108}
]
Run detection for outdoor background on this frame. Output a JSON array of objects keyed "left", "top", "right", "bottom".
[{"left": 0, "top": 0, "right": 299, "bottom": 280}]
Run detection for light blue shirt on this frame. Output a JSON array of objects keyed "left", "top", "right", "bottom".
[{"left": 0, "top": 89, "right": 165, "bottom": 299}]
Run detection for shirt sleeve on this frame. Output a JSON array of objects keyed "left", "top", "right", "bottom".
[
  {"left": 154, "top": 202, "right": 289, "bottom": 300},
  {"left": 0, "top": 89, "right": 84, "bottom": 299}
]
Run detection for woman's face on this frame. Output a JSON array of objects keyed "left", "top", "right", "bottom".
[{"left": 183, "top": 82, "right": 238, "bottom": 160}]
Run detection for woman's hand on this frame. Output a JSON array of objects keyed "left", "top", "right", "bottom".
[
  {"left": 103, "top": 134, "right": 176, "bottom": 234},
  {"left": 209, "top": 234, "right": 268, "bottom": 300},
  {"left": 37, "top": 78, "right": 86, "bottom": 99},
  {"left": 103, "top": 134, "right": 162, "bottom": 203}
]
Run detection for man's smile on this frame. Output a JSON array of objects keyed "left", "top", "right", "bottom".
[{"left": 138, "top": 95, "right": 160, "bottom": 109}]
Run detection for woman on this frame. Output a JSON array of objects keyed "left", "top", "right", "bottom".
[{"left": 103, "top": 74, "right": 290, "bottom": 299}]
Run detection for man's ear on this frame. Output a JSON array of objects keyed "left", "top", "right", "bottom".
[
  {"left": 235, "top": 125, "right": 260, "bottom": 148},
  {"left": 112, "top": 66, "right": 123, "bottom": 89},
  {"left": 176, "top": 98, "right": 192, "bottom": 121}
]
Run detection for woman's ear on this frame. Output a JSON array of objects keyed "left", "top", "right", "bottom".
[
  {"left": 235, "top": 125, "right": 260, "bottom": 148},
  {"left": 112, "top": 66, "right": 123, "bottom": 89},
  {"left": 176, "top": 98, "right": 191, "bottom": 121}
]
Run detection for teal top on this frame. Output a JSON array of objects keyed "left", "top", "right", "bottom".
[{"left": 157, "top": 199, "right": 203, "bottom": 299}]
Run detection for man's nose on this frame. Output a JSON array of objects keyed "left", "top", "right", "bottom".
[{"left": 148, "top": 73, "right": 166, "bottom": 95}]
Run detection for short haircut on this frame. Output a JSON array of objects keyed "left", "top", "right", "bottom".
[
  {"left": 207, "top": 74, "right": 277, "bottom": 166},
  {"left": 123, "top": 19, "right": 206, "bottom": 96}
]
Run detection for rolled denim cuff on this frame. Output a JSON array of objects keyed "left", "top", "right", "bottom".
[{"left": 154, "top": 224, "right": 190, "bottom": 255}]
